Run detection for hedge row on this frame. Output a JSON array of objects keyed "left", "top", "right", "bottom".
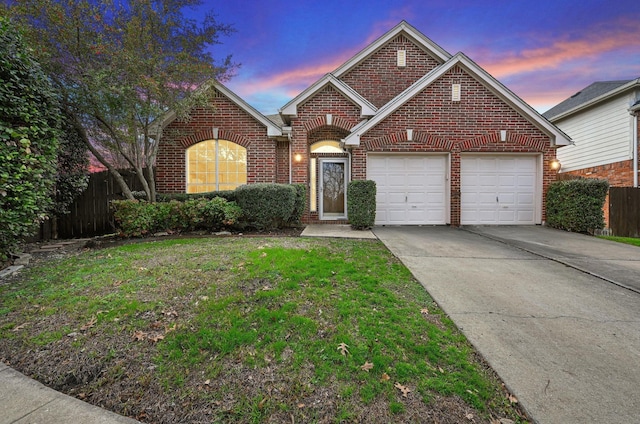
[
  {"left": 114, "top": 183, "right": 307, "bottom": 236},
  {"left": 112, "top": 197, "right": 242, "bottom": 237},
  {"left": 546, "top": 178, "right": 609, "bottom": 234}
]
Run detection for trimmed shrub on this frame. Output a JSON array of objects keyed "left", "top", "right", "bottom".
[
  {"left": 546, "top": 178, "right": 609, "bottom": 234},
  {"left": 347, "top": 180, "right": 376, "bottom": 229},
  {"left": 288, "top": 183, "right": 307, "bottom": 225},
  {"left": 111, "top": 197, "right": 242, "bottom": 237},
  {"left": 235, "top": 183, "right": 297, "bottom": 230},
  {"left": 142, "top": 190, "right": 237, "bottom": 203}
]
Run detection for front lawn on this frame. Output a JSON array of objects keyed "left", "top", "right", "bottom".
[
  {"left": 598, "top": 236, "right": 640, "bottom": 247},
  {"left": 0, "top": 237, "right": 527, "bottom": 423}
]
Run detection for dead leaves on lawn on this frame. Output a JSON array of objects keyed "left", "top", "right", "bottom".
[
  {"left": 360, "top": 361, "right": 373, "bottom": 372},
  {"left": 394, "top": 382, "right": 411, "bottom": 397},
  {"left": 336, "top": 342, "right": 349, "bottom": 356},
  {"left": 132, "top": 330, "right": 165, "bottom": 343}
]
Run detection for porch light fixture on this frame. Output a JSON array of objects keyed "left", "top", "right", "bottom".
[
  {"left": 550, "top": 159, "right": 561, "bottom": 171},
  {"left": 294, "top": 153, "right": 302, "bottom": 162}
]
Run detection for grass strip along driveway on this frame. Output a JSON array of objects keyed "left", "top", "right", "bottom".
[{"left": 0, "top": 237, "right": 527, "bottom": 423}]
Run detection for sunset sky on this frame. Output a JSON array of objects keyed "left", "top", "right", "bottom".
[{"left": 196, "top": 0, "right": 640, "bottom": 114}]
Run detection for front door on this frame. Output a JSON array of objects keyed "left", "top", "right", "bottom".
[{"left": 319, "top": 158, "right": 348, "bottom": 220}]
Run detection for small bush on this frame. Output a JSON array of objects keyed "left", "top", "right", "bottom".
[
  {"left": 235, "top": 183, "right": 297, "bottom": 230},
  {"left": 546, "top": 178, "right": 609, "bottom": 234},
  {"left": 111, "top": 197, "right": 242, "bottom": 237},
  {"left": 347, "top": 180, "right": 376, "bottom": 229},
  {"left": 288, "top": 183, "right": 307, "bottom": 225}
]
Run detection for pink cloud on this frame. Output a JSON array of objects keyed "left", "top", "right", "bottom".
[{"left": 482, "top": 20, "right": 640, "bottom": 78}]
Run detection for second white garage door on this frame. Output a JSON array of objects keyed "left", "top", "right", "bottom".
[
  {"left": 461, "top": 155, "right": 539, "bottom": 225},
  {"left": 368, "top": 155, "right": 448, "bottom": 225}
]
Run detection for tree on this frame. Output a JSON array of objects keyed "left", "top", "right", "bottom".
[
  {"left": 0, "top": 16, "right": 60, "bottom": 259},
  {"left": 7, "top": 0, "right": 236, "bottom": 201},
  {"left": 52, "top": 111, "right": 90, "bottom": 216}
]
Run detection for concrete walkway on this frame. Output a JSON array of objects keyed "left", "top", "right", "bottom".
[
  {"left": 0, "top": 362, "right": 139, "bottom": 424},
  {"left": 301, "top": 224, "right": 377, "bottom": 239},
  {"left": 374, "top": 225, "right": 640, "bottom": 424}
]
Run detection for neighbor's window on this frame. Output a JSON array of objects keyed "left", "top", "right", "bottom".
[{"left": 186, "top": 139, "right": 247, "bottom": 193}]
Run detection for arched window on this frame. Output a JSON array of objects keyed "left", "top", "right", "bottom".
[
  {"left": 186, "top": 139, "right": 247, "bottom": 193},
  {"left": 310, "top": 140, "right": 343, "bottom": 154}
]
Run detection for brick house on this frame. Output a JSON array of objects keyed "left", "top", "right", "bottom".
[
  {"left": 156, "top": 21, "right": 570, "bottom": 226},
  {"left": 543, "top": 79, "right": 640, "bottom": 227}
]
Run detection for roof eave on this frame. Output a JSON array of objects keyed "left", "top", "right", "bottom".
[
  {"left": 332, "top": 21, "right": 451, "bottom": 78},
  {"left": 279, "top": 74, "right": 378, "bottom": 119},
  {"left": 549, "top": 78, "right": 640, "bottom": 122},
  {"left": 343, "top": 53, "right": 572, "bottom": 147}
]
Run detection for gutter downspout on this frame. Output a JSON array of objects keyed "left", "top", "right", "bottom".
[
  {"left": 630, "top": 108, "right": 639, "bottom": 188},
  {"left": 634, "top": 113, "right": 638, "bottom": 188}
]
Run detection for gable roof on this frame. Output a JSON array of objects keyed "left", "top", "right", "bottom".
[
  {"left": 151, "top": 80, "right": 282, "bottom": 137},
  {"left": 278, "top": 20, "right": 450, "bottom": 124},
  {"left": 331, "top": 20, "right": 452, "bottom": 78},
  {"left": 279, "top": 74, "right": 377, "bottom": 118},
  {"left": 543, "top": 79, "right": 640, "bottom": 121},
  {"left": 342, "top": 52, "right": 572, "bottom": 147}
]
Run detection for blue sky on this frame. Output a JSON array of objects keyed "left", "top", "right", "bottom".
[{"left": 195, "top": 0, "right": 640, "bottom": 114}]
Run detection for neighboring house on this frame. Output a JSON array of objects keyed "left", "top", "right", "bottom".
[
  {"left": 156, "top": 21, "right": 570, "bottom": 226},
  {"left": 543, "top": 79, "right": 640, "bottom": 229},
  {"left": 543, "top": 79, "right": 640, "bottom": 188}
]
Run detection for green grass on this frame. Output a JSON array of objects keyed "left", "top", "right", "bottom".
[
  {"left": 599, "top": 236, "right": 640, "bottom": 247},
  {"left": 0, "top": 237, "right": 526, "bottom": 422}
]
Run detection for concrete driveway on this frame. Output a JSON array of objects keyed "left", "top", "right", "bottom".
[{"left": 374, "top": 226, "right": 640, "bottom": 424}]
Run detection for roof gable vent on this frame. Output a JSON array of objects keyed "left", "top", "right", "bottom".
[{"left": 397, "top": 49, "right": 406, "bottom": 67}]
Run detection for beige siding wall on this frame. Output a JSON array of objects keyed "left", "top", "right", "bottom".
[{"left": 556, "top": 93, "right": 635, "bottom": 172}]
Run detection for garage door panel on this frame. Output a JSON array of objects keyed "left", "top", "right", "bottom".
[
  {"left": 368, "top": 155, "right": 447, "bottom": 225},
  {"left": 462, "top": 156, "right": 539, "bottom": 225}
]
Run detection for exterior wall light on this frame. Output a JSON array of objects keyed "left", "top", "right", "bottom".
[
  {"left": 294, "top": 153, "right": 302, "bottom": 162},
  {"left": 550, "top": 159, "right": 561, "bottom": 171}
]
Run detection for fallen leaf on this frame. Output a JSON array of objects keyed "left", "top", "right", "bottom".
[
  {"left": 394, "top": 382, "right": 411, "bottom": 397},
  {"left": 420, "top": 308, "right": 429, "bottom": 315},
  {"left": 360, "top": 361, "right": 374, "bottom": 372},
  {"left": 81, "top": 316, "right": 97, "bottom": 331},
  {"left": 260, "top": 252, "right": 267, "bottom": 257},
  {"left": 149, "top": 334, "right": 164, "bottom": 343},
  {"left": 438, "top": 366, "right": 445, "bottom": 374},
  {"left": 507, "top": 393, "right": 518, "bottom": 404},
  {"left": 199, "top": 295, "right": 209, "bottom": 301},
  {"left": 297, "top": 403, "right": 305, "bottom": 408},
  {"left": 163, "top": 310, "right": 178, "bottom": 318},
  {"left": 204, "top": 379, "right": 211, "bottom": 386},
  {"left": 380, "top": 372, "right": 391, "bottom": 381},
  {"left": 337, "top": 342, "right": 349, "bottom": 356},
  {"left": 466, "top": 413, "right": 474, "bottom": 420},
  {"left": 138, "top": 266, "right": 148, "bottom": 271},
  {"left": 133, "top": 330, "right": 146, "bottom": 341},
  {"left": 165, "top": 323, "right": 177, "bottom": 333},
  {"left": 11, "top": 322, "right": 29, "bottom": 332},
  {"left": 258, "top": 397, "right": 267, "bottom": 409}
]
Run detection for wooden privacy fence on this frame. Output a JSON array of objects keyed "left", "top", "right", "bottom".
[
  {"left": 609, "top": 187, "right": 640, "bottom": 237},
  {"left": 32, "top": 170, "right": 146, "bottom": 240}
]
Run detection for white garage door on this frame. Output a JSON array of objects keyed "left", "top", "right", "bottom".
[
  {"left": 461, "top": 156, "right": 539, "bottom": 225},
  {"left": 368, "top": 155, "right": 447, "bottom": 225}
]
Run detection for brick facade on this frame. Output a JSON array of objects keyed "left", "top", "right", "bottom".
[
  {"left": 156, "top": 89, "right": 278, "bottom": 193},
  {"left": 154, "top": 21, "right": 565, "bottom": 227}
]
